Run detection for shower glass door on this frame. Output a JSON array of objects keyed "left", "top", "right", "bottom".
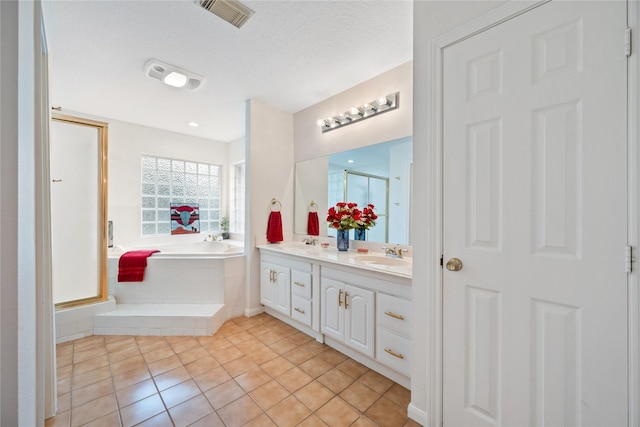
[
  {"left": 345, "top": 171, "right": 389, "bottom": 242},
  {"left": 50, "top": 114, "right": 108, "bottom": 307}
]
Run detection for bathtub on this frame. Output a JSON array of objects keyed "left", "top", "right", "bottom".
[{"left": 107, "top": 240, "right": 245, "bottom": 306}]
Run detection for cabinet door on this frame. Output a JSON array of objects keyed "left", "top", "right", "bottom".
[
  {"left": 321, "top": 278, "right": 344, "bottom": 342},
  {"left": 260, "top": 263, "right": 275, "bottom": 308},
  {"left": 344, "top": 284, "right": 375, "bottom": 358},
  {"left": 273, "top": 267, "right": 290, "bottom": 315}
]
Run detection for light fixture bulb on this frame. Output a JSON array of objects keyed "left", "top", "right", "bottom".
[
  {"left": 316, "top": 119, "right": 327, "bottom": 127},
  {"left": 163, "top": 71, "right": 188, "bottom": 88},
  {"left": 188, "top": 122, "right": 199, "bottom": 127},
  {"left": 377, "top": 96, "right": 389, "bottom": 106},
  {"left": 350, "top": 107, "right": 360, "bottom": 116},
  {"left": 362, "top": 103, "right": 373, "bottom": 111}
]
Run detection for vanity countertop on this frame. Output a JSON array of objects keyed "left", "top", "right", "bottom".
[{"left": 257, "top": 242, "right": 412, "bottom": 279}]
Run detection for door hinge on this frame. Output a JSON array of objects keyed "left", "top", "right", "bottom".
[
  {"left": 625, "top": 27, "right": 632, "bottom": 57},
  {"left": 440, "top": 255, "right": 444, "bottom": 268},
  {"left": 625, "top": 245, "right": 635, "bottom": 273}
]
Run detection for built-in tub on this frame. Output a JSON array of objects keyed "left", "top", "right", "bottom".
[{"left": 107, "top": 240, "right": 245, "bottom": 306}]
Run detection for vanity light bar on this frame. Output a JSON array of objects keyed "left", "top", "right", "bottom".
[{"left": 316, "top": 92, "right": 399, "bottom": 133}]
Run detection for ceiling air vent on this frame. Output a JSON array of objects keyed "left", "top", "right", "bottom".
[{"left": 197, "top": 0, "right": 255, "bottom": 28}]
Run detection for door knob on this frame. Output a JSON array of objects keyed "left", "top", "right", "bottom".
[{"left": 446, "top": 258, "right": 463, "bottom": 272}]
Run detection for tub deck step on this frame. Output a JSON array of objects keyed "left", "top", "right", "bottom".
[{"left": 94, "top": 303, "right": 225, "bottom": 336}]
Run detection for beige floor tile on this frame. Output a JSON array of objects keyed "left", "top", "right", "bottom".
[
  {"left": 57, "top": 392, "right": 70, "bottom": 413},
  {"left": 112, "top": 365, "right": 151, "bottom": 391},
  {"left": 188, "top": 411, "right": 226, "bottom": 427},
  {"left": 116, "top": 378, "right": 158, "bottom": 408},
  {"left": 316, "top": 348, "right": 348, "bottom": 366},
  {"left": 168, "top": 394, "right": 215, "bottom": 427},
  {"left": 226, "top": 330, "right": 254, "bottom": 345},
  {"left": 169, "top": 337, "right": 200, "bottom": 354},
  {"left": 336, "top": 358, "right": 370, "bottom": 379},
  {"left": 339, "top": 381, "right": 380, "bottom": 412},
  {"left": 80, "top": 410, "right": 120, "bottom": 427},
  {"left": 57, "top": 364, "right": 73, "bottom": 381},
  {"left": 204, "top": 379, "right": 247, "bottom": 409},
  {"left": 235, "top": 367, "right": 271, "bottom": 391},
  {"left": 58, "top": 377, "right": 72, "bottom": 396},
  {"left": 177, "top": 346, "right": 210, "bottom": 365},
  {"left": 276, "top": 366, "right": 313, "bottom": 393},
  {"left": 71, "top": 377, "right": 115, "bottom": 408},
  {"left": 159, "top": 379, "right": 201, "bottom": 408},
  {"left": 69, "top": 393, "right": 117, "bottom": 427},
  {"left": 45, "top": 410, "right": 69, "bottom": 427},
  {"left": 384, "top": 383, "right": 412, "bottom": 408},
  {"left": 242, "top": 412, "right": 277, "bottom": 426},
  {"left": 249, "top": 379, "right": 290, "bottom": 410},
  {"left": 299, "top": 340, "right": 328, "bottom": 355},
  {"left": 404, "top": 418, "right": 423, "bottom": 427},
  {"left": 211, "top": 344, "right": 245, "bottom": 364},
  {"left": 143, "top": 346, "right": 176, "bottom": 364},
  {"left": 108, "top": 345, "right": 142, "bottom": 364},
  {"left": 266, "top": 395, "right": 311, "bottom": 427},
  {"left": 282, "top": 347, "right": 314, "bottom": 365},
  {"left": 201, "top": 335, "right": 234, "bottom": 353},
  {"left": 293, "top": 380, "right": 335, "bottom": 411},
  {"left": 315, "top": 396, "right": 360, "bottom": 427},
  {"left": 109, "top": 354, "right": 147, "bottom": 376},
  {"left": 105, "top": 336, "right": 137, "bottom": 354},
  {"left": 247, "top": 346, "right": 279, "bottom": 365},
  {"left": 289, "top": 331, "right": 314, "bottom": 345},
  {"left": 246, "top": 324, "right": 271, "bottom": 337},
  {"left": 73, "top": 345, "right": 107, "bottom": 365},
  {"left": 218, "top": 322, "right": 244, "bottom": 336},
  {"left": 137, "top": 338, "right": 169, "bottom": 355},
  {"left": 120, "top": 393, "right": 166, "bottom": 427},
  {"left": 359, "top": 370, "right": 394, "bottom": 394},
  {"left": 235, "top": 337, "right": 266, "bottom": 354},
  {"left": 73, "top": 336, "right": 105, "bottom": 353},
  {"left": 147, "top": 354, "right": 182, "bottom": 377},
  {"left": 184, "top": 355, "right": 220, "bottom": 377},
  {"left": 257, "top": 330, "right": 286, "bottom": 345},
  {"left": 217, "top": 394, "right": 263, "bottom": 426},
  {"left": 193, "top": 365, "right": 232, "bottom": 392},
  {"left": 270, "top": 338, "right": 299, "bottom": 355},
  {"left": 351, "top": 415, "right": 380, "bottom": 427},
  {"left": 136, "top": 411, "right": 174, "bottom": 427},
  {"left": 153, "top": 366, "right": 191, "bottom": 391},
  {"left": 224, "top": 355, "right": 258, "bottom": 377},
  {"left": 317, "top": 367, "right": 355, "bottom": 394},
  {"left": 71, "top": 366, "right": 111, "bottom": 389},
  {"left": 260, "top": 356, "right": 295, "bottom": 377},
  {"left": 297, "top": 414, "right": 329, "bottom": 427},
  {"left": 365, "top": 396, "right": 408, "bottom": 427},
  {"left": 298, "top": 356, "right": 333, "bottom": 378},
  {"left": 72, "top": 354, "right": 109, "bottom": 376}
]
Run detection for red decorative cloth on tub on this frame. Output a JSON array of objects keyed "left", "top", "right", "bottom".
[
  {"left": 307, "top": 211, "right": 320, "bottom": 236},
  {"left": 117, "top": 250, "right": 160, "bottom": 282},
  {"left": 266, "top": 211, "right": 284, "bottom": 243}
]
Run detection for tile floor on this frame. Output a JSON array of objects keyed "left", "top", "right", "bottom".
[{"left": 46, "top": 313, "right": 420, "bottom": 427}]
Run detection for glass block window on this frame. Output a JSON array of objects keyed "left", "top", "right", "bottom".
[
  {"left": 141, "top": 155, "right": 221, "bottom": 236},
  {"left": 231, "top": 161, "right": 245, "bottom": 233}
]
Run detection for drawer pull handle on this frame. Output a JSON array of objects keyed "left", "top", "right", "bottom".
[
  {"left": 384, "top": 348, "right": 404, "bottom": 359},
  {"left": 294, "top": 307, "right": 305, "bottom": 314},
  {"left": 338, "top": 290, "right": 343, "bottom": 307},
  {"left": 384, "top": 311, "right": 405, "bottom": 320},
  {"left": 344, "top": 291, "right": 349, "bottom": 310},
  {"left": 294, "top": 281, "right": 305, "bottom": 287}
]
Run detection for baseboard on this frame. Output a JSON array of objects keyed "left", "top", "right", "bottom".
[
  {"left": 407, "top": 403, "right": 428, "bottom": 426},
  {"left": 244, "top": 305, "right": 265, "bottom": 317}
]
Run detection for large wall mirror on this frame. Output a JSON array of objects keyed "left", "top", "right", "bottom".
[
  {"left": 50, "top": 114, "right": 108, "bottom": 308},
  {"left": 295, "top": 137, "right": 412, "bottom": 245}
]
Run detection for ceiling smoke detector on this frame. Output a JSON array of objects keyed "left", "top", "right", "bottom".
[
  {"left": 196, "top": 0, "right": 254, "bottom": 28},
  {"left": 144, "top": 59, "right": 205, "bottom": 91}
]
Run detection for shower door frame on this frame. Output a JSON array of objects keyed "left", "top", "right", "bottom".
[
  {"left": 343, "top": 169, "right": 389, "bottom": 242},
  {"left": 51, "top": 113, "right": 109, "bottom": 309}
]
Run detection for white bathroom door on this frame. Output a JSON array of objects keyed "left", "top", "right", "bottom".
[{"left": 442, "top": 1, "right": 628, "bottom": 426}]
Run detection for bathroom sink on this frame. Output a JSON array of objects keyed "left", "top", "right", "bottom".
[{"left": 354, "top": 255, "right": 411, "bottom": 267}]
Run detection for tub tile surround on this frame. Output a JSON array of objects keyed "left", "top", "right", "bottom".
[{"left": 46, "top": 314, "right": 421, "bottom": 427}]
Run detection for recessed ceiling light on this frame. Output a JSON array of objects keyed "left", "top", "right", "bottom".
[
  {"left": 347, "top": 159, "right": 354, "bottom": 163},
  {"left": 163, "top": 71, "right": 188, "bottom": 88},
  {"left": 187, "top": 122, "right": 199, "bottom": 127}
]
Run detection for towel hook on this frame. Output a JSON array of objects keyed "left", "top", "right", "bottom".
[
  {"left": 308, "top": 200, "right": 318, "bottom": 212},
  {"left": 269, "top": 198, "right": 282, "bottom": 212}
]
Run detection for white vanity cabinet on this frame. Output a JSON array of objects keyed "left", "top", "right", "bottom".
[
  {"left": 290, "top": 269, "right": 312, "bottom": 326},
  {"left": 260, "top": 262, "right": 290, "bottom": 315},
  {"left": 376, "top": 293, "right": 412, "bottom": 376},
  {"left": 320, "top": 278, "right": 375, "bottom": 358}
]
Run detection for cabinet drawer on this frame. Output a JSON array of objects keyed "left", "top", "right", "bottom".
[
  {"left": 291, "top": 295, "right": 312, "bottom": 326},
  {"left": 291, "top": 270, "right": 312, "bottom": 299},
  {"left": 377, "top": 293, "right": 412, "bottom": 338},
  {"left": 376, "top": 328, "right": 411, "bottom": 377}
]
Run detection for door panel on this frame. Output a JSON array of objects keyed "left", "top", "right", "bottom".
[
  {"left": 321, "top": 278, "right": 344, "bottom": 341},
  {"left": 442, "top": 2, "right": 628, "bottom": 425},
  {"left": 344, "top": 284, "right": 375, "bottom": 358}
]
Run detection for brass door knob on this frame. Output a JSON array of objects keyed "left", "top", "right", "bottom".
[{"left": 446, "top": 258, "right": 463, "bottom": 272}]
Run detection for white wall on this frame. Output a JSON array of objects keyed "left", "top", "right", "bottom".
[
  {"left": 411, "top": 1, "right": 509, "bottom": 425},
  {"left": 293, "top": 61, "right": 413, "bottom": 163},
  {"left": 104, "top": 118, "right": 231, "bottom": 248},
  {"left": 245, "top": 99, "right": 294, "bottom": 315}
]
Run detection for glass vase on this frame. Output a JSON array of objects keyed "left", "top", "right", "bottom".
[
  {"left": 354, "top": 228, "right": 366, "bottom": 241},
  {"left": 336, "top": 229, "right": 349, "bottom": 251}
]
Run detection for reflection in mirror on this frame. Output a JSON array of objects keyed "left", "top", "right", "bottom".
[{"left": 295, "top": 137, "right": 412, "bottom": 244}]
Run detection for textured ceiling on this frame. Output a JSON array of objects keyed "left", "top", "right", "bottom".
[{"left": 43, "top": 0, "right": 413, "bottom": 142}]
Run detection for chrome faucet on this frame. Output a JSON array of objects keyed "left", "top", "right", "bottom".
[
  {"left": 382, "top": 244, "right": 409, "bottom": 259},
  {"left": 302, "top": 237, "right": 318, "bottom": 245}
]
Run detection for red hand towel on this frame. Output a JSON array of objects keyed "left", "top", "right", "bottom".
[
  {"left": 307, "top": 211, "right": 320, "bottom": 236},
  {"left": 266, "top": 211, "right": 283, "bottom": 243},
  {"left": 118, "top": 250, "right": 160, "bottom": 282}
]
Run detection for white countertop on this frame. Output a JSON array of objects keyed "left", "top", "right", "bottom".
[{"left": 257, "top": 242, "right": 412, "bottom": 279}]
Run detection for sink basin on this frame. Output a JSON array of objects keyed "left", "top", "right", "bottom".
[{"left": 354, "top": 255, "right": 411, "bottom": 267}]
